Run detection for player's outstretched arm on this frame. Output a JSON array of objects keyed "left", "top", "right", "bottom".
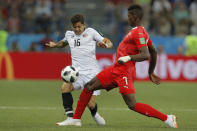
[
  {"left": 118, "top": 46, "right": 150, "bottom": 64},
  {"left": 97, "top": 38, "right": 113, "bottom": 48},
  {"left": 45, "top": 40, "right": 68, "bottom": 48},
  {"left": 148, "top": 44, "right": 160, "bottom": 85}
]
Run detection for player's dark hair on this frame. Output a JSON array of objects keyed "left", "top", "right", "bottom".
[
  {"left": 71, "top": 14, "right": 84, "bottom": 25},
  {"left": 128, "top": 5, "right": 143, "bottom": 20}
]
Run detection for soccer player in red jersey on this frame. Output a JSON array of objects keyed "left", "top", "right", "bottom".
[{"left": 63, "top": 5, "right": 178, "bottom": 128}]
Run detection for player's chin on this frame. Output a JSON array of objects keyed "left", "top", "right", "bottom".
[{"left": 75, "top": 32, "right": 82, "bottom": 35}]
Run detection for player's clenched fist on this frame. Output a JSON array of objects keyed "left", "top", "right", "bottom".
[{"left": 97, "top": 42, "right": 108, "bottom": 48}]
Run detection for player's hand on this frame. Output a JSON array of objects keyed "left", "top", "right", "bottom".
[
  {"left": 149, "top": 73, "right": 161, "bottom": 85},
  {"left": 45, "top": 41, "right": 56, "bottom": 48},
  {"left": 118, "top": 56, "right": 131, "bottom": 64},
  {"left": 98, "top": 38, "right": 113, "bottom": 48},
  {"left": 97, "top": 42, "right": 108, "bottom": 48}
]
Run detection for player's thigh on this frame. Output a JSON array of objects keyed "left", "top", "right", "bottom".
[
  {"left": 73, "top": 73, "right": 102, "bottom": 92},
  {"left": 95, "top": 66, "right": 117, "bottom": 91},
  {"left": 85, "top": 76, "right": 103, "bottom": 91},
  {"left": 84, "top": 73, "right": 102, "bottom": 96},
  {"left": 61, "top": 82, "right": 74, "bottom": 93},
  {"left": 116, "top": 74, "right": 135, "bottom": 95}
]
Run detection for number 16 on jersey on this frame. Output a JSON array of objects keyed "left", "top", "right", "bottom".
[{"left": 74, "top": 39, "right": 80, "bottom": 47}]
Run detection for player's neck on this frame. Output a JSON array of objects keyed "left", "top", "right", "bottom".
[
  {"left": 74, "top": 28, "right": 86, "bottom": 36},
  {"left": 131, "top": 25, "right": 140, "bottom": 29},
  {"left": 131, "top": 23, "right": 141, "bottom": 28}
]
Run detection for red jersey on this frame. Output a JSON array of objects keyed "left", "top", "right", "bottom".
[
  {"left": 115, "top": 26, "right": 152, "bottom": 67},
  {"left": 97, "top": 26, "right": 153, "bottom": 95}
]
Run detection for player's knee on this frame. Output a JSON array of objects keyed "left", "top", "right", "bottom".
[{"left": 61, "top": 83, "right": 73, "bottom": 93}]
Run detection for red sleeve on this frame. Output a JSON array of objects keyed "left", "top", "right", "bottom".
[
  {"left": 132, "top": 28, "right": 148, "bottom": 49},
  {"left": 147, "top": 39, "right": 153, "bottom": 46}
]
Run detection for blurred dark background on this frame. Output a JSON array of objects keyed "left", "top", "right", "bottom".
[{"left": 0, "top": 0, "right": 197, "bottom": 55}]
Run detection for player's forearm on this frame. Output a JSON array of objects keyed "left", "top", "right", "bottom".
[
  {"left": 129, "top": 53, "right": 150, "bottom": 62},
  {"left": 118, "top": 46, "right": 150, "bottom": 64},
  {"left": 118, "top": 53, "right": 149, "bottom": 64},
  {"left": 148, "top": 46, "right": 157, "bottom": 74},
  {"left": 55, "top": 40, "right": 68, "bottom": 48},
  {"left": 129, "top": 46, "right": 150, "bottom": 62}
]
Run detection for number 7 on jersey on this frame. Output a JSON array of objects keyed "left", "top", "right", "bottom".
[{"left": 123, "top": 76, "right": 128, "bottom": 88}]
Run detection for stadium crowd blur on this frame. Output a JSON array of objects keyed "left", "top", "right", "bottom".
[{"left": 0, "top": 0, "right": 197, "bottom": 54}]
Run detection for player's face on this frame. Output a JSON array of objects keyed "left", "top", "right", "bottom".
[
  {"left": 128, "top": 11, "right": 136, "bottom": 26},
  {"left": 72, "top": 22, "right": 85, "bottom": 35}
]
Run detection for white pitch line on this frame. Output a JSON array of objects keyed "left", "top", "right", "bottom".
[
  {"left": 0, "top": 106, "right": 197, "bottom": 112},
  {"left": 101, "top": 107, "right": 197, "bottom": 112},
  {"left": 0, "top": 106, "right": 57, "bottom": 110}
]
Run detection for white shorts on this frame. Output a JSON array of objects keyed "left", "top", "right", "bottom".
[{"left": 72, "top": 73, "right": 100, "bottom": 96}]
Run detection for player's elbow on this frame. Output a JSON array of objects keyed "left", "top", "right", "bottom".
[
  {"left": 151, "top": 48, "right": 157, "bottom": 55},
  {"left": 148, "top": 45, "right": 157, "bottom": 55}
]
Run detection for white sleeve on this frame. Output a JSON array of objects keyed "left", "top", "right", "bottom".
[
  {"left": 91, "top": 28, "right": 104, "bottom": 42},
  {"left": 62, "top": 32, "right": 67, "bottom": 42},
  {"left": 62, "top": 31, "right": 73, "bottom": 42}
]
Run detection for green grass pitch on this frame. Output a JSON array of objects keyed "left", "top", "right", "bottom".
[{"left": 0, "top": 80, "right": 197, "bottom": 131}]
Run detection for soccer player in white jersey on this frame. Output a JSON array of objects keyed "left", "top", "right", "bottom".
[{"left": 46, "top": 14, "right": 113, "bottom": 126}]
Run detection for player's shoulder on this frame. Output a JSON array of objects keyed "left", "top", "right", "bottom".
[
  {"left": 131, "top": 26, "right": 146, "bottom": 33},
  {"left": 131, "top": 26, "right": 148, "bottom": 37},
  {"left": 85, "top": 27, "right": 97, "bottom": 33},
  {"left": 65, "top": 30, "right": 75, "bottom": 36}
]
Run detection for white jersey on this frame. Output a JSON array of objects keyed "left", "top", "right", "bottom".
[{"left": 62, "top": 27, "right": 104, "bottom": 75}]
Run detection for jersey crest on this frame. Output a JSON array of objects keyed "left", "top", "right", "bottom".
[{"left": 83, "top": 33, "right": 88, "bottom": 38}]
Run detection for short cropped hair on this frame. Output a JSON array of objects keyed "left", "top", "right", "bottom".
[
  {"left": 128, "top": 5, "right": 143, "bottom": 20},
  {"left": 71, "top": 14, "right": 85, "bottom": 25}
]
